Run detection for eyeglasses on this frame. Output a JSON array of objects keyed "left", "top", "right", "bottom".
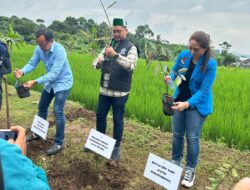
[
  {"left": 189, "top": 46, "right": 201, "bottom": 53},
  {"left": 37, "top": 40, "right": 52, "bottom": 49},
  {"left": 112, "top": 29, "right": 125, "bottom": 34}
]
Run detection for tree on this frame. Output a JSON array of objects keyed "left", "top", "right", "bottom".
[
  {"left": 223, "top": 53, "right": 237, "bottom": 66},
  {"left": 79, "top": 26, "right": 109, "bottom": 56},
  {"left": 10, "top": 16, "right": 39, "bottom": 42},
  {"left": 84, "top": 19, "right": 97, "bottom": 33},
  {"left": 219, "top": 41, "right": 232, "bottom": 52},
  {"left": 0, "top": 24, "right": 25, "bottom": 128},
  {"left": 218, "top": 41, "right": 237, "bottom": 66},
  {"left": 49, "top": 17, "right": 82, "bottom": 34},
  {"left": 135, "top": 24, "right": 154, "bottom": 39},
  {"left": 97, "top": 21, "right": 111, "bottom": 47},
  {"left": 0, "top": 24, "right": 25, "bottom": 55},
  {"left": 36, "top": 18, "right": 45, "bottom": 26},
  {"left": 144, "top": 34, "right": 173, "bottom": 69},
  {"left": 77, "top": 17, "right": 87, "bottom": 28},
  {"left": 0, "top": 16, "right": 10, "bottom": 34}
]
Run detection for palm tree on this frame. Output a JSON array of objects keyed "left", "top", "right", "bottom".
[
  {"left": 144, "top": 34, "right": 173, "bottom": 72},
  {"left": 0, "top": 24, "right": 25, "bottom": 55},
  {"left": 0, "top": 24, "right": 25, "bottom": 128}
]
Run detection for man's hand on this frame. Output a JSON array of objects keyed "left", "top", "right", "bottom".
[
  {"left": 105, "top": 46, "right": 118, "bottom": 57},
  {"left": 23, "top": 80, "right": 37, "bottom": 89},
  {"left": 14, "top": 69, "right": 24, "bottom": 79},
  {"left": 8, "top": 126, "right": 27, "bottom": 155},
  {"left": 96, "top": 58, "right": 103, "bottom": 69}
]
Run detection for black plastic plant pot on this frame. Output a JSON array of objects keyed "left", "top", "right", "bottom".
[
  {"left": 15, "top": 84, "right": 30, "bottom": 99},
  {"left": 162, "top": 93, "right": 174, "bottom": 116}
]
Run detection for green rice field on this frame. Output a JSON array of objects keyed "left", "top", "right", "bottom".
[{"left": 7, "top": 45, "right": 250, "bottom": 150}]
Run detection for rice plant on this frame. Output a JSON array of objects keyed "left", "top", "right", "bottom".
[{"left": 9, "top": 45, "right": 250, "bottom": 150}]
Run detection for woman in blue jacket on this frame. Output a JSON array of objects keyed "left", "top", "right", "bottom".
[
  {"left": 165, "top": 31, "right": 217, "bottom": 188},
  {"left": 0, "top": 126, "right": 50, "bottom": 190}
]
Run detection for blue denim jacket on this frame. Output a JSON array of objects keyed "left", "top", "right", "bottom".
[
  {"left": 169, "top": 50, "right": 217, "bottom": 117},
  {"left": 22, "top": 41, "right": 73, "bottom": 93},
  {"left": 0, "top": 139, "right": 50, "bottom": 190}
]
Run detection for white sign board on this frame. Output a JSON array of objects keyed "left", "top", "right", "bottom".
[
  {"left": 85, "top": 129, "right": 116, "bottom": 159},
  {"left": 144, "top": 153, "right": 183, "bottom": 190},
  {"left": 31, "top": 115, "right": 49, "bottom": 140}
]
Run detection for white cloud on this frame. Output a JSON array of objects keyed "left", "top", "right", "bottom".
[
  {"left": 188, "top": 4, "right": 203, "bottom": 12},
  {"left": 0, "top": 0, "right": 249, "bottom": 54}
]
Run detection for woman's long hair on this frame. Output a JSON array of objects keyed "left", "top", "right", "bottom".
[{"left": 189, "top": 31, "right": 212, "bottom": 72}]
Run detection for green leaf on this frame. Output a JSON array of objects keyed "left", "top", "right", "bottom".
[
  {"left": 161, "top": 47, "right": 167, "bottom": 57},
  {"left": 205, "top": 186, "right": 214, "bottom": 190},
  {"left": 178, "top": 68, "right": 188, "bottom": 73},
  {"left": 208, "top": 178, "right": 218, "bottom": 183},
  {"left": 163, "top": 65, "right": 168, "bottom": 74},
  {"left": 154, "top": 64, "right": 160, "bottom": 75},
  {"left": 9, "top": 24, "right": 14, "bottom": 34},
  {"left": 211, "top": 183, "right": 219, "bottom": 189},
  {"left": 179, "top": 74, "right": 186, "bottom": 81},
  {"left": 223, "top": 163, "right": 231, "bottom": 169},
  {"left": 147, "top": 41, "right": 157, "bottom": 52},
  {"left": 215, "top": 169, "right": 224, "bottom": 176},
  {"left": 232, "top": 168, "right": 238, "bottom": 178},
  {"left": 176, "top": 76, "right": 182, "bottom": 86},
  {"left": 219, "top": 167, "right": 227, "bottom": 172}
]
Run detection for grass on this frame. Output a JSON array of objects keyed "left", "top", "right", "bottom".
[{"left": 6, "top": 45, "right": 250, "bottom": 150}]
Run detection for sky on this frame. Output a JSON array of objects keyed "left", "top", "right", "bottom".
[{"left": 1, "top": 0, "right": 249, "bottom": 55}]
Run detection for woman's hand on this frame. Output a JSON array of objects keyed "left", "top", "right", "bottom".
[
  {"left": 8, "top": 126, "right": 27, "bottom": 156},
  {"left": 171, "top": 101, "right": 189, "bottom": 112},
  {"left": 164, "top": 75, "right": 171, "bottom": 85}
]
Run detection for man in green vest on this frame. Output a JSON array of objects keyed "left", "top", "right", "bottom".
[{"left": 91, "top": 18, "right": 138, "bottom": 166}]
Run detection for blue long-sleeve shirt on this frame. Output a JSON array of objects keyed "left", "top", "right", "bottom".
[
  {"left": 0, "top": 139, "right": 51, "bottom": 190},
  {"left": 22, "top": 41, "right": 73, "bottom": 93}
]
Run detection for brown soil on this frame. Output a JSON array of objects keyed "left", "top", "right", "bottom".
[
  {"left": 47, "top": 158, "right": 131, "bottom": 190},
  {"left": 2, "top": 98, "right": 249, "bottom": 190},
  {"left": 26, "top": 108, "right": 132, "bottom": 190},
  {"left": 65, "top": 107, "right": 96, "bottom": 122},
  {"left": 28, "top": 139, "right": 131, "bottom": 190}
]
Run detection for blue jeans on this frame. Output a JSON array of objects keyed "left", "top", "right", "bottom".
[
  {"left": 96, "top": 94, "right": 129, "bottom": 148},
  {"left": 38, "top": 89, "right": 70, "bottom": 145},
  {"left": 172, "top": 109, "right": 206, "bottom": 169}
]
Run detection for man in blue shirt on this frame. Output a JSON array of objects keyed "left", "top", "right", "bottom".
[{"left": 14, "top": 29, "right": 73, "bottom": 155}]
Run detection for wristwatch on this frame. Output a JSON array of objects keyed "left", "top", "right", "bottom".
[{"left": 114, "top": 54, "right": 119, "bottom": 60}]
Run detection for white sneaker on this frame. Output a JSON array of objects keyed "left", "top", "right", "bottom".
[{"left": 181, "top": 169, "right": 195, "bottom": 188}]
